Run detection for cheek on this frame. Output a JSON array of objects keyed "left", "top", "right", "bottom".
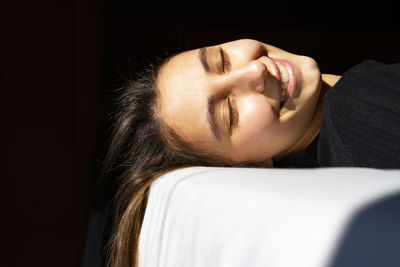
[
  {"left": 236, "top": 97, "right": 277, "bottom": 142},
  {"left": 230, "top": 99, "right": 278, "bottom": 163}
]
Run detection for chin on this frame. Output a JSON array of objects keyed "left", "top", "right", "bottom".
[
  {"left": 298, "top": 55, "right": 321, "bottom": 98},
  {"left": 303, "top": 56, "right": 321, "bottom": 85}
]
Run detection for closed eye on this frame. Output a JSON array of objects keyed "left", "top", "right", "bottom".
[
  {"left": 227, "top": 96, "right": 238, "bottom": 134},
  {"left": 219, "top": 47, "right": 231, "bottom": 73}
]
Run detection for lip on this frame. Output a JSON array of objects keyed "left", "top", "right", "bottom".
[{"left": 270, "top": 58, "right": 297, "bottom": 105}]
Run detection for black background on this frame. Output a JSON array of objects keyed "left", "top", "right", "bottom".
[{"left": 2, "top": 0, "right": 400, "bottom": 266}]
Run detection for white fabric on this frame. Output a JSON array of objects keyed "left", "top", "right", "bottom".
[{"left": 138, "top": 167, "right": 400, "bottom": 267}]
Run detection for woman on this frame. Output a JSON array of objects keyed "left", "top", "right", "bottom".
[{"left": 101, "top": 39, "right": 400, "bottom": 266}]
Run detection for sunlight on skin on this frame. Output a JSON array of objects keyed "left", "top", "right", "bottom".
[{"left": 157, "top": 39, "right": 341, "bottom": 167}]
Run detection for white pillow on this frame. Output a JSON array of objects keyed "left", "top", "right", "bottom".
[{"left": 139, "top": 167, "right": 400, "bottom": 267}]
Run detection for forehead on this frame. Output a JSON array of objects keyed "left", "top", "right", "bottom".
[{"left": 157, "top": 49, "right": 216, "bottom": 148}]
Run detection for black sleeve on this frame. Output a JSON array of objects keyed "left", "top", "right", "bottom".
[{"left": 317, "top": 60, "right": 400, "bottom": 169}]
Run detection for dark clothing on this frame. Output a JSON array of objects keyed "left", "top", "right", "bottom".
[
  {"left": 275, "top": 60, "right": 400, "bottom": 169},
  {"left": 274, "top": 136, "right": 320, "bottom": 168},
  {"left": 318, "top": 60, "right": 400, "bottom": 168}
]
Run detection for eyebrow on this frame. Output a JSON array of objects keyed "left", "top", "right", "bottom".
[
  {"left": 207, "top": 95, "right": 221, "bottom": 141},
  {"left": 199, "top": 47, "right": 211, "bottom": 73}
]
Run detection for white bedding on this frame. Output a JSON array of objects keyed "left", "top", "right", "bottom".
[{"left": 138, "top": 167, "right": 400, "bottom": 267}]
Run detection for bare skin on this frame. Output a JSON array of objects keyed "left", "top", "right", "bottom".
[{"left": 157, "top": 39, "right": 341, "bottom": 167}]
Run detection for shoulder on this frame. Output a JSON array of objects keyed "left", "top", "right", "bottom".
[
  {"left": 318, "top": 60, "right": 400, "bottom": 168},
  {"left": 325, "top": 59, "right": 400, "bottom": 100},
  {"left": 339, "top": 59, "right": 400, "bottom": 82}
]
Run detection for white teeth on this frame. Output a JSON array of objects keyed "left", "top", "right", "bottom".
[
  {"left": 276, "top": 61, "right": 288, "bottom": 103},
  {"left": 276, "top": 62, "right": 289, "bottom": 83}
]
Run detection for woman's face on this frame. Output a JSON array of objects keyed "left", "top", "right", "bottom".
[{"left": 157, "top": 39, "right": 321, "bottom": 166}]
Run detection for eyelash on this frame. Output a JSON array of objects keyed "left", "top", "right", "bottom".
[
  {"left": 227, "top": 96, "right": 238, "bottom": 133},
  {"left": 219, "top": 47, "right": 230, "bottom": 73}
]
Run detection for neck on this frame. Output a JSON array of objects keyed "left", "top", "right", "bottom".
[
  {"left": 275, "top": 74, "right": 341, "bottom": 159},
  {"left": 322, "top": 74, "right": 341, "bottom": 88}
]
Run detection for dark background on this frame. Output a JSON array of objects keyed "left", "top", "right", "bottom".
[{"left": 2, "top": 0, "right": 399, "bottom": 266}]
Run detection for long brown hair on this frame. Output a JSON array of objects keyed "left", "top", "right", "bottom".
[
  {"left": 100, "top": 52, "right": 326, "bottom": 266},
  {"left": 100, "top": 56, "right": 233, "bottom": 267}
]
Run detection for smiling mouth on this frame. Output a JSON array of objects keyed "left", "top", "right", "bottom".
[
  {"left": 275, "top": 61, "right": 289, "bottom": 105},
  {"left": 270, "top": 58, "right": 296, "bottom": 109}
]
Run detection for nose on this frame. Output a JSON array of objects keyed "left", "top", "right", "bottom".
[{"left": 226, "top": 59, "right": 268, "bottom": 94}]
